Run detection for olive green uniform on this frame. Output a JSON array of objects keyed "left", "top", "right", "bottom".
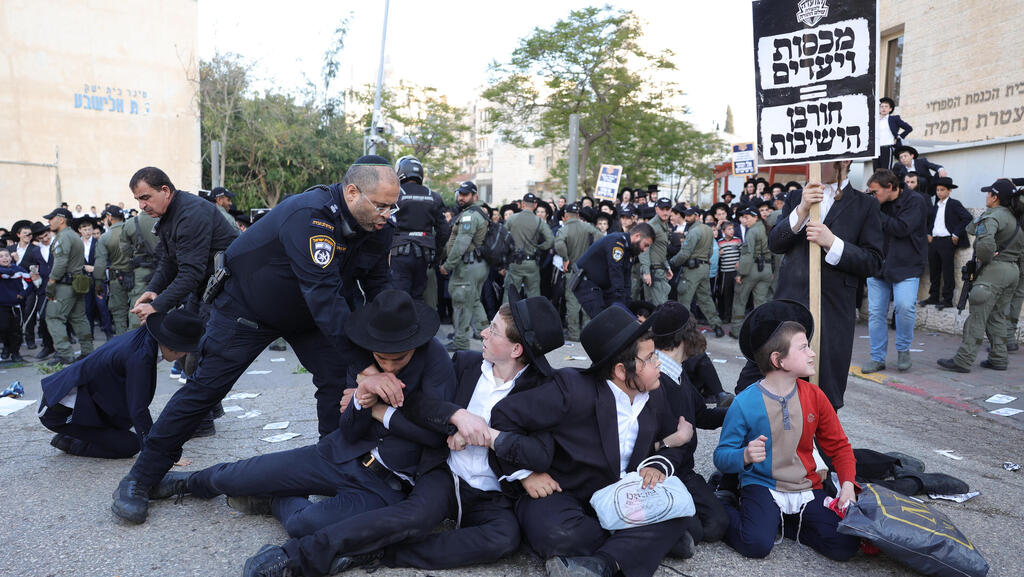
[
  {"left": 953, "top": 206, "right": 1024, "bottom": 368},
  {"left": 94, "top": 221, "right": 130, "bottom": 335},
  {"left": 46, "top": 227, "right": 93, "bottom": 363},
  {"left": 1002, "top": 250, "right": 1024, "bottom": 349},
  {"left": 443, "top": 202, "right": 489, "bottom": 350},
  {"left": 119, "top": 214, "right": 159, "bottom": 331},
  {"left": 218, "top": 204, "right": 240, "bottom": 231},
  {"left": 554, "top": 217, "right": 600, "bottom": 340},
  {"left": 504, "top": 210, "right": 554, "bottom": 300},
  {"left": 634, "top": 215, "right": 671, "bottom": 305},
  {"left": 670, "top": 221, "right": 722, "bottom": 328},
  {"left": 730, "top": 220, "right": 773, "bottom": 333}
]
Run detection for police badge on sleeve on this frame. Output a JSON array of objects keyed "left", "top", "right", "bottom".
[{"left": 309, "top": 235, "right": 336, "bottom": 268}]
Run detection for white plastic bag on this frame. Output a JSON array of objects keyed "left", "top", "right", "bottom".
[{"left": 589, "top": 456, "right": 695, "bottom": 531}]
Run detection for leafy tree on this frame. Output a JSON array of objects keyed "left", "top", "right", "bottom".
[
  {"left": 198, "top": 53, "right": 252, "bottom": 189},
  {"left": 725, "top": 105, "right": 735, "bottom": 135}
]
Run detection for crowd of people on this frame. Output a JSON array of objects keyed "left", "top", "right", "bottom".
[{"left": 4, "top": 96, "right": 1023, "bottom": 576}]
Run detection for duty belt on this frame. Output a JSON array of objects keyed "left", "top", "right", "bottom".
[{"left": 650, "top": 264, "right": 668, "bottom": 271}]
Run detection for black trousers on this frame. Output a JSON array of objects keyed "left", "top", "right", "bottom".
[
  {"left": 0, "top": 305, "right": 23, "bottom": 355},
  {"left": 39, "top": 402, "right": 141, "bottom": 458},
  {"left": 128, "top": 307, "right": 348, "bottom": 487},
  {"left": 681, "top": 470, "right": 729, "bottom": 543},
  {"left": 283, "top": 467, "right": 519, "bottom": 577},
  {"left": 714, "top": 270, "right": 737, "bottom": 322},
  {"left": 873, "top": 145, "right": 894, "bottom": 171},
  {"left": 390, "top": 253, "right": 429, "bottom": 302},
  {"left": 516, "top": 491, "right": 689, "bottom": 577},
  {"left": 928, "top": 236, "right": 956, "bottom": 304}
]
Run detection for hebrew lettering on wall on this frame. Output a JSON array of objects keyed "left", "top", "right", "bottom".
[{"left": 73, "top": 83, "right": 151, "bottom": 115}]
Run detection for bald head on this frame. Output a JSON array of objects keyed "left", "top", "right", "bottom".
[{"left": 341, "top": 159, "right": 401, "bottom": 231}]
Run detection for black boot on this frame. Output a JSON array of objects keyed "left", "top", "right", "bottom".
[
  {"left": 36, "top": 345, "right": 55, "bottom": 359},
  {"left": 111, "top": 475, "right": 151, "bottom": 524},
  {"left": 545, "top": 555, "right": 614, "bottom": 577},
  {"left": 328, "top": 550, "right": 384, "bottom": 574},
  {"left": 242, "top": 545, "right": 294, "bottom": 577},
  {"left": 151, "top": 471, "right": 192, "bottom": 500}
]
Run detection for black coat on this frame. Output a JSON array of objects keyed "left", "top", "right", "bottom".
[
  {"left": 886, "top": 114, "right": 913, "bottom": 142},
  {"left": 490, "top": 367, "right": 684, "bottom": 503},
  {"left": 658, "top": 370, "right": 725, "bottom": 474},
  {"left": 16, "top": 244, "right": 48, "bottom": 294},
  {"left": 893, "top": 157, "right": 944, "bottom": 193},
  {"left": 877, "top": 190, "right": 930, "bottom": 283},
  {"left": 927, "top": 197, "right": 973, "bottom": 250},
  {"left": 769, "top": 183, "right": 883, "bottom": 409}
]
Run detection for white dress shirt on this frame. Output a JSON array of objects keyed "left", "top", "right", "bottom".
[
  {"left": 605, "top": 380, "right": 649, "bottom": 477},
  {"left": 38, "top": 242, "right": 50, "bottom": 263},
  {"left": 932, "top": 198, "right": 951, "bottom": 237},
  {"left": 788, "top": 179, "right": 847, "bottom": 266},
  {"left": 878, "top": 114, "right": 895, "bottom": 147}
]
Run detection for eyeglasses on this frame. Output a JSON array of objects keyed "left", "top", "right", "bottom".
[
  {"left": 357, "top": 187, "right": 399, "bottom": 217},
  {"left": 635, "top": 351, "right": 660, "bottom": 370}
]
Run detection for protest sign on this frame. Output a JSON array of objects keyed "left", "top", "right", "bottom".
[
  {"left": 594, "top": 164, "right": 622, "bottom": 201},
  {"left": 732, "top": 143, "right": 757, "bottom": 176}
]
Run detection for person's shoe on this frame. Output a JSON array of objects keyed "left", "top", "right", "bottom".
[
  {"left": 727, "top": 329, "right": 739, "bottom": 339},
  {"left": 937, "top": 358, "right": 970, "bottom": 373},
  {"left": 211, "top": 403, "right": 225, "bottom": 420},
  {"left": 980, "top": 359, "right": 1008, "bottom": 371},
  {"left": 47, "top": 358, "right": 70, "bottom": 367},
  {"left": 545, "top": 555, "right": 614, "bottom": 577},
  {"left": 715, "top": 391, "right": 735, "bottom": 408},
  {"left": 714, "top": 489, "right": 740, "bottom": 508},
  {"left": 1008, "top": 342, "right": 1020, "bottom": 352},
  {"left": 861, "top": 360, "right": 886, "bottom": 373},
  {"left": 269, "top": 342, "right": 287, "bottom": 352},
  {"left": 897, "top": 350, "right": 911, "bottom": 372},
  {"left": 668, "top": 530, "right": 696, "bottom": 559},
  {"left": 446, "top": 331, "right": 455, "bottom": 339},
  {"left": 713, "top": 325, "right": 725, "bottom": 338},
  {"left": 50, "top": 433, "right": 74, "bottom": 454},
  {"left": 707, "top": 470, "right": 723, "bottom": 492},
  {"left": 169, "top": 365, "right": 182, "bottom": 380},
  {"left": 919, "top": 298, "right": 939, "bottom": 307},
  {"left": 242, "top": 545, "right": 293, "bottom": 577},
  {"left": 111, "top": 476, "right": 151, "bottom": 524},
  {"left": 226, "top": 495, "right": 273, "bottom": 515},
  {"left": 190, "top": 419, "right": 216, "bottom": 439},
  {"left": 151, "top": 471, "right": 192, "bottom": 500},
  {"left": 328, "top": 550, "right": 384, "bottom": 574},
  {"left": 445, "top": 341, "right": 463, "bottom": 352},
  {"left": 9, "top": 353, "right": 25, "bottom": 364},
  {"left": 25, "top": 341, "right": 37, "bottom": 351},
  {"left": 35, "top": 346, "right": 55, "bottom": 359}
]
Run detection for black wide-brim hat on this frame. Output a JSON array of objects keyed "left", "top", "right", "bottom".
[
  {"left": 507, "top": 285, "right": 564, "bottom": 376},
  {"left": 739, "top": 300, "right": 814, "bottom": 362},
  {"left": 345, "top": 289, "right": 440, "bottom": 353},
  {"left": 29, "top": 221, "right": 49, "bottom": 236},
  {"left": 893, "top": 145, "right": 919, "bottom": 159},
  {"left": 931, "top": 176, "right": 958, "bottom": 192},
  {"left": 10, "top": 220, "right": 32, "bottom": 234},
  {"left": 581, "top": 304, "right": 655, "bottom": 374},
  {"left": 146, "top": 309, "right": 204, "bottom": 353}
]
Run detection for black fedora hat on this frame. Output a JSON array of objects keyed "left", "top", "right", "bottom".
[
  {"left": 739, "top": 300, "right": 814, "bottom": 362},
  {"left": 931, "top": 176, "right": 958, "bottom": 192},
  {"left": 10, "top": 220, "right": 32, "bottom": 234},
  {"left": 146, "top": 309, "right": 204, "bottom": 353},
  {"left": 507, "top": 285, "right": 564, "bottom": 376},
  {"left": 345, "top": 289, "right": 440, "bottom": 353},
  {"left": 581, "top": 304, "right": 655, "bottom": 374},
  {"left": 29, "top": 221, "right": 49, "bottom": 237},
  {"left": 893, "top": 145, "right": 919, "bottom": 159},
  {"left": 879, "top": 96, "right": 896, "bottom": 108}
]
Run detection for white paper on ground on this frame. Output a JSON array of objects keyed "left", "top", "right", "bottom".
[
  {"left": 262, "top": 432, "right": 300, "bottom": 443},
  {"left": 270, "top": 358, "right": 286, "bottom": 362},
  {"left": 263, "top": 421, "right": 289, "bottom": 430},
  {"left": 934, "top": 449, "right": 964, "bottom": 460},
  {"left": 928, "top": 492, "right": 980, "bottom": 503},
  {"left": 712, "top": 359, "right": 727, "bottom": 364},
  {"left": 246, "top": 370, "right": 272, "bottom": 375},
  {"left": 990, "top": 407, "right": 1024, "bottom": 417},
  {"left": 237, "top": 410, "right": 263, "bottom": 419},
  {"left": 226, "top": 392, "right": 260, "bottom": 400},
  {"left": 0, "top": 397, "right": 35, "bottom": 416},
  {"left": 859, "top": 335, "right": 870, "bottom": 339},
  {"left": 985, "top": 394, "right": 1017, "bottom": 404},
  {"left": 222, "top": 405, "right": 244, "bottom": 412},
  {"left": 909, "top": 349, "right": 924, "bottom": 352}
]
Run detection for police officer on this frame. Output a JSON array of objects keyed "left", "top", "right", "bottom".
[
  {"left": 728, "top": 206, "right": 772, "bottom": 337},
  {"left": 440, "top": 181, "right": 488, "bottom": 352},
  {"left": 570, "top": 222, "right": 654, "bottom": 319},
  {"left": 670, "top": 208, "right": 725, "bottom": 337},
  {"left": 94, "top": 206, "right": 131, "bottom": 335},
  {"left": 119, "top": 211, "right": 159, "bottom": 331},
  {"left": 390, "top": 156, "right": 450, "bottom": 303},
  {"left": 635, "top": 197, "right": 673, "bottom": 305},
  {"left": 212, "top": 187, "right": 241, "bottom": 231},
  {"left": 939, "top": 179, "right": 1024, "bottom": 373},
  {"left": 112, "top": 156, "right": 399, "bottom": 525},
  {"left": 504, "top": 192, "right": 554, "bottom": 300},
  {"left": 554, "top": 203, "right": 601, "bottom": 341},
  {"left": 42, "top": 207, "right": 93, "bottom": 365}
]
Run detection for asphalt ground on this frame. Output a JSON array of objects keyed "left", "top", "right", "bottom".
[{"left": 0, "top": 321, "right": 1021, "bottom": 577}]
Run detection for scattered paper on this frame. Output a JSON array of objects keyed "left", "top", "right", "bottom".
[
  {"left": 226, "top": 392, "right": 260, "bottom": 400},
  {"left": 859, "top": 335, "right": 870, "bottom": 339},
  {"left": 735, "top": 356, "right": 746, "bottom": 360},
  {"left": 985, "top": 394, "right": 1017, "bottom": 404},
  {"left": 222, "top": 405, "right": 244, "bottom": 413},
  {"left": 246, "top": 370, "right": 272, "bottom": 375},
  {"left": 712, "top": 359, "right": 727, "bottom": 364},
  {"left": 263, "top": 421, "right": 289, "bottom": 430},
  {"left": 990, "top": 407, "right": 1023, "bottom": 417},
  {"left": 0, "top": 397, "right": 35, "bottom": 416},
  {"left": 237, "top": 410, "right": 263, "bottom": 420},
  {"left": 565, "top": 355, "right": 588, "bottom": 361},
  {"left": 1003, "top": 461, "right": 1021, "bottom": 472},
  {"left": 934, "top": 449, "right": 963, "bottom": 461},
  {"left": 262, "top": 432, "right": 300, "bottom": 443},
  {"left": 928, "top": 492, "right": 980, "bottom": 503},
  {"left": 270, "top": 358, "right": 286, "bottom": 363},
  {"left": 909, "top": 349, "right": 924, "bottom": 352}
]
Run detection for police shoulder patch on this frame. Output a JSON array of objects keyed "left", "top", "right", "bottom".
[
  {"left": 612, "top": 246, "right": 625, "bottom": 262},
  {"left": 309, "top": 235, "right": 336, "bottom": 268}
]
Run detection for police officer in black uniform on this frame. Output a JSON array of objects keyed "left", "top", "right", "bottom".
[
  {"left": 569, "top": 222, "right": 655, "bottom": 318},
  {"left": 112, "top": 155, "right": 400, "bottom": 525},
  {"left": 390, "top": 156, "right": 450, "bottom": 303}
]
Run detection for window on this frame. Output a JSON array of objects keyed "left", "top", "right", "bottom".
[
  {"left": 884, "top": 34, "right": 904, "bottom": 106},
  {"left": 528, "top": 154, "right": 535, "bottom": 165}
]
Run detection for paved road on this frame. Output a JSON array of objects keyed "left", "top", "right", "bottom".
[{"left": 0, "top": 324, "right": 1020, "bottom": 577}]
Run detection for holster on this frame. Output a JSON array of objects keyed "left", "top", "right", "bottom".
[
  {"left": 567, "top": 265, "right": 584, "bottom": 292},
  {"left": 202, "top": 251, "right": 230, "bottom": 305}
]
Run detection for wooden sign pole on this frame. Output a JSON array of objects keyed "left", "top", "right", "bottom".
[{"left": 807, "top": 163, "right": 822, "bottom": 386}]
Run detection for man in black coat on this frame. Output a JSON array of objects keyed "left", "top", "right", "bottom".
[
  {"left": 922, "top": 176, "right": 973, "bottom": 308},
  {"left": 892, "top": 145, "right": 947, "bottom": 196}
]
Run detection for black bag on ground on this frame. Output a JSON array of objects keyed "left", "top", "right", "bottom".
[{"left": 838, "top": 484, "right": 989, "bottom": 577}]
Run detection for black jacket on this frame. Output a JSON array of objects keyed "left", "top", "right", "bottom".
[
  {"left": 575, "top": 232, "right": 631, "bottom": 302},
  {"left": 658, "top": 370, "right": 725, "bottom": 475},
  {"left": 886, "top": 114, "right": 913, "bottom": 142},
  {"left": 893, "top": 157, "right": 944, "bottom": 193},
  {"left": 877, "top": 189, "right": 930, "bottom": 283},
  {"left": 927, "top": 197, "right": 973, "bottom": 249},
  {"left": 146, "top": 190, "right": 239, "bottom": 312}
]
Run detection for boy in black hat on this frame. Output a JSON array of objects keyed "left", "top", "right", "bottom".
[
  {"left": 241, "top": 290, "right": 566, "bottom": 577},
  {"left": 875, "top": 96, "right": 913, "bottom": 171},
  {"left": 892, "top": 145, "right": 946, "bottom": 194},
  {"left": 0, "top": 249, "right": 31, "bottom": 362},
  {"left": 922, "top": 176, "right": 972, "bottom": 309},
  {"left": 713, "top": 301, "right": 859, "bottom": 561},
  {"left": 489, "top": 305, "right": 695, "bottom": 577},
  {"left": 38, "top": 309, "right": 203, "bottom": 458}
]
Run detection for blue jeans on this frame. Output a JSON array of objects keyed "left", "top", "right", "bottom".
[{"left": 867, "top": 276, "right": 920, "bottom": 362}]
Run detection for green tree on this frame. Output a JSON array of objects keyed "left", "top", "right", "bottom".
[
  {"left": 725, "top": 105, "right": 735, "bottom": 134},
  {"left": 198, "top": 52, "right": 252, "bottom": 189}
]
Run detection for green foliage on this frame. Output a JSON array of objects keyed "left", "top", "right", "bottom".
[
  {"left": 292, "top": 364, "right": 309, "bottom": 374},
  {"left": 37, "top": 362, "right": 64, "bottom": 375}
]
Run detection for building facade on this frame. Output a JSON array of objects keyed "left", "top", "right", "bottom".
[{"left": 0, "top": 0, "right": 200, "bottom": 222}]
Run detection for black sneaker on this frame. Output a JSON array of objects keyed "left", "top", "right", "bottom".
[
  {"left": 328, "top": 550, "right": 384, "bottom": 574},
  {"left": 713, "top": 325, "right": 725, "bottom": 338},
  {"left": 242, "top": 545, "right": 293, "bottom": 577},
  {"left": 111, "top": 476, "right": 151, "bottom": 524},
  {"left": 151, "top": 471, "right": 192, "bottom": 500},
  {"left": 50, "top": 433, "right": 74, "bottom": 453}
]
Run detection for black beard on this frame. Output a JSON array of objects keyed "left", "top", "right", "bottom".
[{"left": 629, "top": 243, "right": 644, "bottom": 256}]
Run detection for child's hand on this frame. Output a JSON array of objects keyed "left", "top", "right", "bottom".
[
  {"left": 838, "top": 481, "right": 857, "bottom": 509},
  {"left": 744, "top": 435, "right": 768, "bottom": 465}
]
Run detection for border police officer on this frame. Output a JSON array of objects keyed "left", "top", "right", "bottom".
[
  {"left": 94, "top": 206, "right": 131, "bottom": 335},
  {"left": 636, "top": 198, "right": 674, "bottom": 305},
  {"left": 671, "top": 208, "right": 725, "bottom": 338},
  {"left": 119, "top": 212, "right": 159, "bottom": 331},
  {"left": 729, "top": 207, "right": 773, "bottom": 337},
  {"left": 504, "top": 192, "right": 554, "bottom": 300},
  {"left": 42, "top": 207, "right": 93, "bottom": 365},
  {"left": 440, "top": 182, "right": 488, "bottom": 352},
  {"left": 554, "top": 203, "right": 601, "bottom": 341}
]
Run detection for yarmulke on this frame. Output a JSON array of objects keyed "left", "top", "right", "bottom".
[{"left": 351, "top": 155, "right": 392, "bottom": 167}]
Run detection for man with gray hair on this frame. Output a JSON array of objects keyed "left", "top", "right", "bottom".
[{"left": 112, "top": 156, "right": 400, "bottom": 525}]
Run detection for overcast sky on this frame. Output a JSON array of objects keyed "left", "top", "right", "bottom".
[{"left": 198, "top": 0, "right": 758, "bottom": 142}]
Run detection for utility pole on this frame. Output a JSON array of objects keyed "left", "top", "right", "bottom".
[
  {"left": 567, "top": 113, "right": 579, "bottom": 203},
  {"left": 211, "top": 140, "right": 222, "bottom": 188},
  {"left": 366, "top": 0, "right": 390, "bottom": 155}
]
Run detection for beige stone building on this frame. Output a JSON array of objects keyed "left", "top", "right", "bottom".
[{"left": 0, "top": 0, "right": 200, "bottom": 224}]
